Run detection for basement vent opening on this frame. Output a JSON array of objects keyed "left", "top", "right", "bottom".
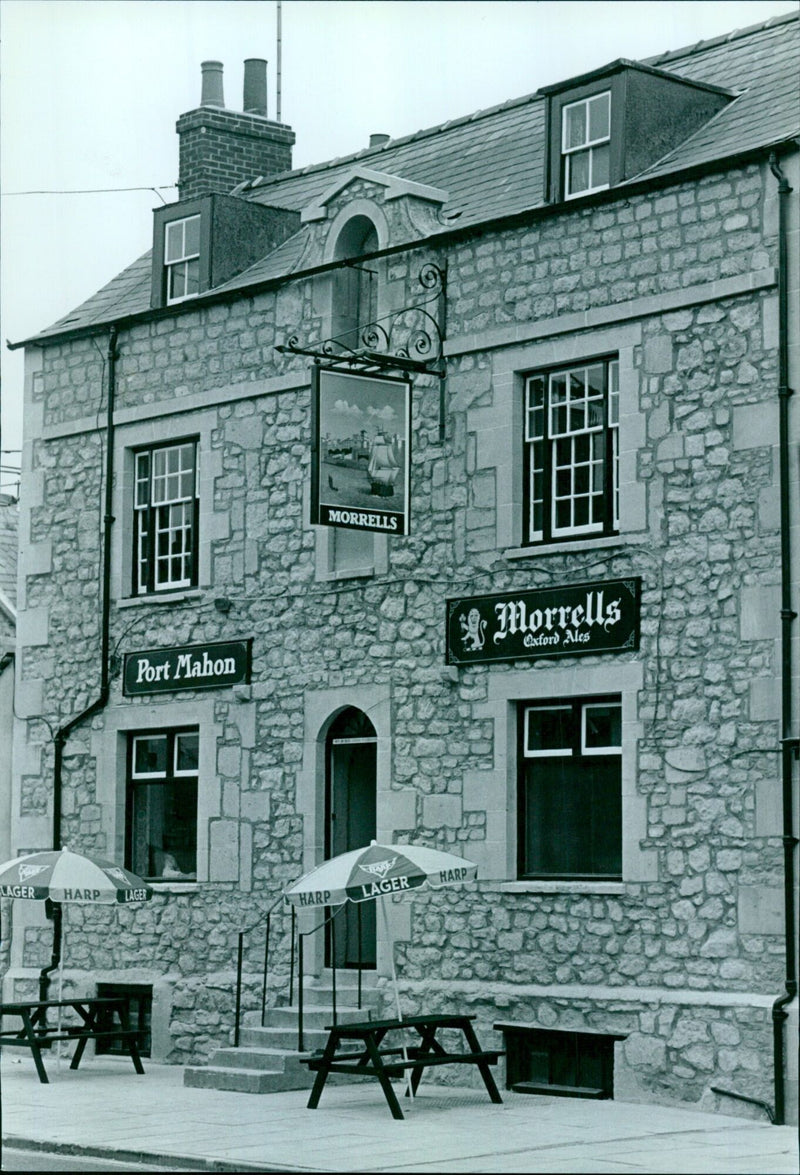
[
  {"left": 494, "top": 1023, "right": 627, "bottom": 1099},
  {"left": 95, "top": 982, "right": 153, "bottom": 1058}
]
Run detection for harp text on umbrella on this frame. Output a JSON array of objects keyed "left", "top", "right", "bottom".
[{"left": 296, "top": 890, "right": 332, "bottom": 906}]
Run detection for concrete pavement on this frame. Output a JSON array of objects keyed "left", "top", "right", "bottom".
[{"left": 1, "top": 1053, "right": 797, "bottom": 1174}]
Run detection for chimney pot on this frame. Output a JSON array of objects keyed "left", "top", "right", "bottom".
[
  {"left": 243, "top": 58, "right": 268, "bottom": 116},
  {"left": 369, "top": 133, "right": 390, "bottom": 148},
  {"left": 201, "top": 60, "right": 225, "bottom": 108}
]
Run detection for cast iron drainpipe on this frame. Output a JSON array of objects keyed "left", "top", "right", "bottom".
[
  {"left": 39, "top": 325, "right": 119, "bottom": 1003},
  {"left": 769, "top": 152, "right": 798, "bottom": 1127},
  {"left": 713, "top": 152, "right": 798, "bottom": 1127}
]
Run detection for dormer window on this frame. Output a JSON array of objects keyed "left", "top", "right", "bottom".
[
  {"left": 165, "top": 215, "right": 201, "bottom": 303},
  {"left": 562, "top": 91, "right": 610, "bottom": 199},
  {"left": 544, "top": 63, "right": 732, "bottom": 205},
  {"left": 151, "top": 196, "right": 299, "bottom": 311}
]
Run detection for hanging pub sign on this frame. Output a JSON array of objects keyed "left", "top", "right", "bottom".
[
  {"left": 123, "top": 639, "right": 252, "bottom": 696},
  {"left": 310, "top": 366, "right": 411, "bottom": 535},
  {"left": 446, "top": 578, "right": 641, "bottom": 665}
]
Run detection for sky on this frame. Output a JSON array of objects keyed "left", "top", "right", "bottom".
[{"left": 1, "top": 0, "right": 797, "bottom": 490}]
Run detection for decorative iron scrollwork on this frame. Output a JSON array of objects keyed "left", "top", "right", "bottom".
[{"left": 277, "top": 262, "right": 447, "bottom": 378}]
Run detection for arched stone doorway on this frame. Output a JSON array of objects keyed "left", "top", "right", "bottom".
[{"left": 325, "top": 706, "right": 377, "bottom": 968}]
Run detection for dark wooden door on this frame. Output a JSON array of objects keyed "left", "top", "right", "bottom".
[{"left": 326, "top": 711, "right": 377, "bottom": 968}]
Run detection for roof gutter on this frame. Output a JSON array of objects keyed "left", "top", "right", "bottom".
[{"left": 8, "top": 140, "right": 799, "bottom": 354}]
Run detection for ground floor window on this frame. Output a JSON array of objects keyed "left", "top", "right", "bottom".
[
  {"left": 127, "top": 728, "right": 198, "bottom": 881},
  {"left": 518, "top": 696, "right": 621, "bottom": 879}
]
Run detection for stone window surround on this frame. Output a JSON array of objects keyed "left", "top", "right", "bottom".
[
  {"left": 91, "top": 696, "right": 225, "bottom": 885},
  {"left": 464, "top": 659, "right": 656, "bottom": 887},
  {"left": 311, "top": 198, "right": 392, "bottom": 582},
  {"left": 467, "top": 320, "right": 646, "bottom": 557},
  {"left": 296, "top": 683, "right": 405, "bottom": 973},
  {"left": 111, "top": 408, "right": 226, "bottom": 605}
]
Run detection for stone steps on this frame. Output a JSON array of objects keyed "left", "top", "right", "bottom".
[{"left": 183, "top": 974, "right": 382, "bottom": 1094}]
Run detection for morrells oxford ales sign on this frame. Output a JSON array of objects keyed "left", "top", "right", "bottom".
[
  {"left": 446, "top": 578, "right": 640, "bottom": 665},
  {"left": 123, "top": 639, "right": 252, "bottom": 696}
]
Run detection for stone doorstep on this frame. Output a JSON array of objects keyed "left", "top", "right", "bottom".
[
  {"left": 264, "top": 1003, "right": 381, "bottom": 1030},
  {"left": 237, "top": 1024, "right": 331, "bottom": 1051},
  {"left": 183, "top": 976, "right": 384, "bottom": 1094},
  {"left": 183, "top": 1064, "right": 306, "bottom": 1094}
]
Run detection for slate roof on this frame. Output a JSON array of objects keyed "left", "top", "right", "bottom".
[{"left": 19, "top": 10, "right": 799, "bottom": 348}]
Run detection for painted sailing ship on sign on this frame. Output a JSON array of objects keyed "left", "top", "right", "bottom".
[{"left": 367, "top": 433, "right": 401, "bottom": 496}]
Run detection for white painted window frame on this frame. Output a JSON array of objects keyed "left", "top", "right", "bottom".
[
  {"left": 581, "top": 700, "right": 623, "bottom": 756},
  {"left": 133, "top": 440, "right": 198, "bottom": 595},
  {"left": 127, "top": 726, "right": 199, "bottom": 881},
  {"left": 562, "top": 91, "right": 611, "bottom": 199},
  {"left": 164, "top": 214, "right": 201, "bottom": 305},
  {"left": 524, "top": 358, "right": 619, "bottom": 544}
]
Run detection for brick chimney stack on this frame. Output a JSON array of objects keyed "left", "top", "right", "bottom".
[{"left": 176, "top": 60, "right": 295, "bottom": 200}]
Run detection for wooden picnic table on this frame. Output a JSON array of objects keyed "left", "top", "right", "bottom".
[
  {"left": 0, "top": 997, "right": 145, "bottom": 1083},
  {"left": 301, "top": 1012, "right": 503, "bottom": 1120}
]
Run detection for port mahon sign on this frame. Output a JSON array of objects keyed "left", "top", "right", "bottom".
[
  {"left": 446, "top": 578, "right": 641, "bottom": 666},
  {"left": 123, "top": 640, "right": 252, "bottom": 696},
  {"left": 310, "top": 367, "right": 412, "bottom": 536}
]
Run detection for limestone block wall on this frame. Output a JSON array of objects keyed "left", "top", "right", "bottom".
[{"left": 9, "top": 156, "right": 797, "bottom": 1115}]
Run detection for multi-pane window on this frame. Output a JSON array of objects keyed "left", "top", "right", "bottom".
[
  {"left": 127, "top": 728, "right": 198, "bottom": 881},
  {"left": 164, "top": 215, "right": 200, "bottom": 303},
  {"left": 133, "top": 441, "right": 198, "bottom": 595},
  {"left": 519, "top": 697, "right": 622, "bottom": 880},
  {"left": 524, "top": 358, "right": 619, "bottom": 544},
  {"left": 562, "top": 91, "right": 610, "bottom": 198}
]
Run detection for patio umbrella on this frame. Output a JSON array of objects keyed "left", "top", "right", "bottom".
[
  {"left": 283, "top": 841, "right": 478, "bottom": 1019},
  {"left": 0, "top": 847, "right": 153, "bottom": 904},
  {"left": 0, "top": 847, "right": 153, "bottom": 1053}
]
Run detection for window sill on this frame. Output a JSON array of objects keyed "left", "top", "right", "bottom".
[
  {"left": 504, "top": 534, "right": 648, "bottom": 560},
  {"left": 117, "top": 589, "right": 203, "bottom": 609},
  {"left": 148, "top": 880, "right": 198, "bottom": 894},
  {"left": 319, "top": 567, "right": 375, "bottom": 582},
  {"left": 499, "top": 881, "right": 625, "bottom": 895}
]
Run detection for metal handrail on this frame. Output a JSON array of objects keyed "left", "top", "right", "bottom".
[
  {"left": 233, "top": 894, "right": 285, "bottom": 1047},
  {"left": 233, "top": 898, "right": 369, "bottom": 1053},
  {"left": 296, "top": 904, "right": 348, "bottom": 1052}
]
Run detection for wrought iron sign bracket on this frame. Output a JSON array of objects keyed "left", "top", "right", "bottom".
[{"left": 276, "top": 262, "right": 448, "bottom": 441}]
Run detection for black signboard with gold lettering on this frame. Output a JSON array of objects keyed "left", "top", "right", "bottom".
[
  {"left": 446, "top": 578, "right": 640, "bottom": 665},
  {"left": 123, "top": 640, "right": 252, "bottom": 695}
]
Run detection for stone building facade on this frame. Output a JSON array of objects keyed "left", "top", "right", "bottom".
[{"left": 5, "top": 15, "right": 799, "bottom": 1121}]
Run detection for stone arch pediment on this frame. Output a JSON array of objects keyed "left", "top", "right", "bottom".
[
  {"left": 322, "top": 199, "right": 389, "bottom": 264},
  {"left": 302, "top": 166, "right": 448, "bottom": 225}
]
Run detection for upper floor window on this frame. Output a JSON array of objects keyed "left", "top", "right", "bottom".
[
  {"left": 164, "top": 215, "right": 201, "bottom": 304},
  {"left": 133, "top": 440, "right": 198, "bottom": 595},
  {"left": 519, "top": 696, "right": 622, "bottom": 880},
  {"left": 523, "top": 357, "right": 618, "bottom": 545},
  {"left": 562, "top": 91, "right": 610, "bottom": 199}
]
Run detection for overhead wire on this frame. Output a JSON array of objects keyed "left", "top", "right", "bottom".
[{"left": 2, "top": 185, "right": 176, "bottom": 197}]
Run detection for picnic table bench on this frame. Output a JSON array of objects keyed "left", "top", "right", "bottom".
[
  {"left": 0, "top": 997, "right": 145, "bottom": 1084},
  {"left": 300, "top": 1012, "right": 503, "bottom": 1120}
]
